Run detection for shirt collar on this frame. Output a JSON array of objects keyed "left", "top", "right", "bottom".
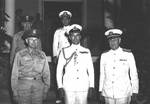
[
  {"left": 110, "top": 47, "right": 122, "bottom": 53},
  {"left": 63, "top": 25, "right": 70, "bottom": 29},
  {"left": 71, "top": 44, "right": 80, "bottom": 50}
]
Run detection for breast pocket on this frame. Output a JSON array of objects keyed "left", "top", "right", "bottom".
[
  {"left": 21, "top": 56, "right": 33, "bottom": 66},
  {"left": 36, "top": 59, "right": 45, "bottom": 65},
  {"left": 118, "top": 60, "right": 129, "bottom": 71},
  {"left": 36, "top": 59, "right": 45, "bottom": 69},
  {"left": 121, "top": 61, "right": 128, "bottom": 66}
]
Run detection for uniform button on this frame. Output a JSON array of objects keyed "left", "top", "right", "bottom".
[
  {"left": 77, "top": 77, "right": 79, "bottom": 79},
  {"left": 112, "top": 81, "right": 114, "bottom": 83},
  {"left": 113, "top": 67, "right": 115, "bottom": 69},
  {"left": 77, "top": 69, "right": 79, "bottom": 71}
]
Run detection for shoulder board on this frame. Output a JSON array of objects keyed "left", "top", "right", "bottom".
[
  {"left": 57, "top": 27, "right": 63, "bottom": 30},
  {"left": 63, "top": 46, "right": 70, "bottom": 50},
  {"left": 79, "top": 51, "right": 88, "bottom": 54},
  {"left": 37, "top": 51, "right": 45, "bottom": 59},
  {"left": 102, "top": 50, "right": 109, "bottom": 53},
  {"left": 62, "top": 47, "right": 69, "bottom": 59},
  {"left": 123, "top": 48, "right": 131, "bottom": 52}
]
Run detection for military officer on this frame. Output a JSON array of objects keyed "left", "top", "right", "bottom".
[
  {"left": 56, "top": 24, "right": 95, "bottom": 104},
  {"left": 99, "top": 29, "right": 139, "bottom": 104},
  {"left": 52, "top": 10, "right": 72, "bottom": 103},
  {"left": 10, "top": 15, "right": 42, "bottom": 66},
  {"left": 11, "top": 29, "right": 50, "bottom": 104},
  {"left": 53, "top": 10, "right": 72, "bottom": 63}
]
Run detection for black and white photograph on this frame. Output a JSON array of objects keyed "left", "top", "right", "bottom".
[{"left": 0, "top": 0, "right": 150, "bottom": 104}]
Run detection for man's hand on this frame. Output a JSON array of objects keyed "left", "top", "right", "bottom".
[
  {"left": 58, "top": 88, "right": 65, "bottom": 99},
  {"left": 43, "top": 86, "right": 49, "bottom": 100},
  {"left": 53, "top": 56, "right": 58, "bottom": 64},
  {"left": 131, "top": 93, "right": 138, "bottom": 103},
  {"left": 88, "top": 87, "right": 95, "bottom": 99},
  {"left": 13, "top": 95, "right": 19, "bottom": 103},
  {"left": 99, "top": 92, "right": 105, "bottom": 103}
]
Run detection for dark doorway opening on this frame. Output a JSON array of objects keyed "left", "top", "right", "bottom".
[{"left": 43, "top": 1, "right": 82, "bottom": 56}]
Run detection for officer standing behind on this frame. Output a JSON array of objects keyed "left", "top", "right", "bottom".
[
  {"left": 99, "top": 29, "right": 139, "bottom": 104},
  {"left": 56, "top": 24, "right": 95, "bottom": 104},
  {"left": 11, "top": 29, "right": 50, "bottom": 104},
  {"left": 53, "top": 10, "right": 72, "bottom": 63},
  {"left": 52, "top": 10, "right": 72, "bottom": 103},
  {"left": 10, "top": 15, "right": 42, "bottom": 66}
]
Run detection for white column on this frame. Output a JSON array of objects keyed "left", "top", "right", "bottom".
[{"left": 5, "top": 0, "right": 15, "bottom": 36}]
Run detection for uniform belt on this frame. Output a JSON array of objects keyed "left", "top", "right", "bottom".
[{"left": 18, "top": 77, "right": 41, "bottom": 80}]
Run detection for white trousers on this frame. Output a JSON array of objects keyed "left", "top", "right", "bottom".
[
  {"left": 65, "top": 91, "right": 88, "bottom": 104},
  {"left": 105, "top": 96, "right": 131, "bottom": 104}
]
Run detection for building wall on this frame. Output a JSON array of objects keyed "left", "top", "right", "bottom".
[
  {"left": 86, "top": 0, "right": 105, "bottom": 55},
  {"left": 15, "top": 0, "right": 39, "bottom": 16},
  {"left": 87, "top": 0, "right": 103, "bottom": 30}
]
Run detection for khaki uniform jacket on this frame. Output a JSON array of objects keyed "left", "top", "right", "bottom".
[
  {"left": 53, "top": 26, "right": 71, "bottom": 57},
  {"left": 99, "top": 47, "right": 139, "bottom": 98},
  {"left": 11, "top": 48, "right": 50, "bottom": 96},
  {"left": 57, "top": 44, "right": 94, "bottom": 91}
]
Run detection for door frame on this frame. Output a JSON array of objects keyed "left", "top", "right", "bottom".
[{"left": 38, "top": 0, "right": 87, "bottom": 28}]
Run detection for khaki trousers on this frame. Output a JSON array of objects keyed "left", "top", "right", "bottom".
[{"left": 17, "top": 80, "right": 44, "bottom": 104}]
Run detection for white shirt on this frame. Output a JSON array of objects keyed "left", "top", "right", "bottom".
[
  {"left": 57, "top": 44, "right": 94, "bottom": 91},
  {"left": 53, "top": 26, "right": 71, "bottom": 57},
  {"left": 99, "top": 47, "right": 139, "bottom": 98}
]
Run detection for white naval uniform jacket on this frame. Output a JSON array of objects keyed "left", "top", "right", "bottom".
[
  {"left": 99, "top": 47, "right": 139, "bottom": 98},
  {"left": 53, "top": 26, "right": 71, "bottom": 57},
  {"left": 57, "top": 44, "right": 94, "bottom": 91}
]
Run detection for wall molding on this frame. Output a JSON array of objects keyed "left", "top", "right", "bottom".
[{"left": 43, "top": 0, "right": 83, "bottom": 2}]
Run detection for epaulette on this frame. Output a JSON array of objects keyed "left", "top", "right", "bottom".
[
  {"left": 63, "top": 46, "right": 70, "bottom": 50},
  {"left": 79, "top": 51, "right": 88, "bottom": 54},
  {"left": 57, "top": 27, "right": 63, "bottom": 30},
  {"left": 34, "top": 50, "right": 45, "bottom": 59},
  {"left": 102, "top": 50, "right": 109, "bottom": 53},
  {"left": 122, "top": 48, "right": 131, "bottom": 52},
  {"left": 61, "top": 46, "right": 70, "bottom": 60}
]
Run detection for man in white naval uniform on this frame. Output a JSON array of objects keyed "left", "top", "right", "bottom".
[
  {"left": 99, "top": 29, "right": 139, "bottom": 104},
  {"left": 52, "top": 10, "right": 72, "bottom": 103},
  {"left": 56, "top": 24, "right": 95, "bottom": 104},
  {"left": 53, "top": 10, "right": 72, "bottom": 63}
]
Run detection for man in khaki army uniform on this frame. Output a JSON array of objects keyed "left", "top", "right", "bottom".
[
  {"left": 56, "top": 24, "right": 95, "bottom": 104},
  {"left": 10, "top": 15, "right": 42, "bottom": 66},
  {"left": 11, "top": 29, "right": 50, "bottom": 104},
  {"left": 99, "top": 29, "right": 139, "bottom": 104}
]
